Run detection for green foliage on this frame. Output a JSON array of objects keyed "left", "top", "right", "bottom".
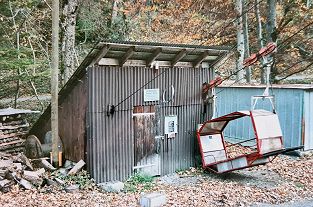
[
  {"left": 0, "top": 0, "right": 312, "bottom": 119},
  {"left": 0, "top": 46, "right": 50, "bottom": 100},
  {"left": 76, "top": 0, "right": 128, "bottom": 43},
  {"left": 124, "top": 172, "right": 155, "bottom": 192},
  {"left": 52, "top": 170, "right": 95, "bottom": 190}
]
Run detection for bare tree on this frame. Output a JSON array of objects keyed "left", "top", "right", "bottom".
[
  {"left": 110, "top": 0, "right": 118, "bottom": 27},
  {"left": 235, "top": 0, "right": 245, "bottom": 82},
  {"left": 307, "top": 0, "right": 312, "bottom": 8},
  {"left": 63, "top": 0, "right": 79, "bottom": 83},
  {"left": 51, "top": 0, "right": 60, "bottom": 166},
  {"left": 8, "top": 0, "right": 21, "bottom": 108},
  {"left": 266, "top": 0, "right": 277, "bottom": 83},
  {"left": 243, "top": 0, "right": 251, "bottom": 83},
  {"left": 254, "top": 0, "right": 268, "bottom": 83}
]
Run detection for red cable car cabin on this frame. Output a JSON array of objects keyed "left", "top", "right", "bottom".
[{"left": 197, "top": 109, "right": 300, "bottom": 173}]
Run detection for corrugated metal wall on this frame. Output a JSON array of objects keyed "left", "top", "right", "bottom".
[
  {"left": 216, "top": 87, "right": 304, "bottom": 148},
  {"left": 304, "top": 90, "right": 313, "bottom": 150},
  {"left": 87, "top": 65, "right": 213, "bottom": 182}
]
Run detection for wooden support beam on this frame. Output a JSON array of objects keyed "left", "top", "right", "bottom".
[
  {"left": 171, "top": 49, "right": 187, "bottom": 67},
  {"left": 193, "top": 50, "right": 209, "bottom": 67},
  {"left": 91, "top": 44, "right": 111, "bottom": 65},
  {"left": 146, "top": 47, "right": 162, "bottom": 67},
  {"left": 98, "top": 58, "right": 195, "bottom": 67},
  {"left": 119, "top": 46, "right": 135, "bottom": 66}
]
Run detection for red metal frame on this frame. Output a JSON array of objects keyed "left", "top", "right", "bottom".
[{"left": 197, "top": 110, "right": 285, "bottom": 173}]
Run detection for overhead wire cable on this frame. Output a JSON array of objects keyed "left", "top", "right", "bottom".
[
  {"left": 214, "top": 77, "right": 246, "bottom": 97},
  {"left": 266, "top": 22, "right": 313, "bottom": 80},
  {"left": 257, "top": 20, "right": 313, "bottom": 83},
  {"left": 212, "top": 20, "right": 313, "bottom": 98},
  {"left": 277, "top": 21, "right": 313, "bottom": 51},
  {"left": 161, "top": 0, "right": 269, "bottom": 105},
  {"left": 112, "top": 0, "right": 264, "bottom": 111},
  {"left": 276, "top": 61, "right": 313, "bottom": 82}
]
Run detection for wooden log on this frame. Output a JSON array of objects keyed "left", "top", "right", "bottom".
[
  {"left": 0, "top": 179, "right": 12, "bottom": 193},
  {"left": 0, "top": 128, "right": 28, "bottom": 135},
  {"left": 19, "top": 178, "right": 33, "bottom": 190},
  {"left": 0, "top": 123, "right": 29, "bottom": 130},
  {"left": 1, "top": 116, "right": 7, "bottom": 122},
  {"left": 0, "top": 169, "right": 9, "bottom": 177},
  {"left": 0, "top": 152, "right": 12, "bottom": 159},
  {"left": 23, "top": 170, "right": 43, "bottom": 186},
  {"left": 67, "top": 160, "right": 85, "bottom": 175},
  {"left": 0, "top": 140, "right": 24, "bottom": 147},
  {"left": 41, "top": 159, "right": 56, "bottom": 171},
  {"left": 17, "top": 153, "right": 33, "bottom": 171},
  {"left": 35, "top": 168, "right": 45, "bottom": 177},
  {"left": 0, "top": 160, "right": 13, "bottom": 168},
  {"left": 2, "top": 147, "right": 25, "bottom": 154},
  {"left": 1, "top": 120, "right": 25, "bottom": 126},
  {"left": 0, "top": 132, "right": 28, "bottom": 139},
  {"left": 54, "top": 177, "right": 65, "bottom": 185}
]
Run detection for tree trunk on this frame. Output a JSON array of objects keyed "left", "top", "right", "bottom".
[
  {"left": 235, "top": 0, "right": 245, "bottom": 82},
  {"left": 8, "top": 0, "right": 21, "bottom": 108},
  {"left": 266, "top": 0, "right": 277, "bottom": 83},
  {"left": 146, "top": 0, "right": 152, "bottom": 27},
  {"left": 51, "top": 0, "right": 60, "bottom": 167},
  {"left": 266, "top": 0, "right": 277, "bottom": 43},
  {"left": 111, "top": 0, "right": 118, "bottom": 27},
  {"left": 63, "top": 0, "right": 78, "bottom": 83},
  {"left": 243, "top": 0, "right": 251, "bottom": 83},
  {"left": 255, "top": 0, "right": 267, "bottom": 83},
  {"left": 307, "top": 0, "right": 312, "bottom": 8}
]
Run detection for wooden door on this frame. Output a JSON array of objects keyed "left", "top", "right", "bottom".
[{"left": 133, "top": 105, "right": 160, "bottom": 176}]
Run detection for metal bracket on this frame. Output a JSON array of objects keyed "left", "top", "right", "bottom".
[
  {"left": 155, "top": 136, "right": 163, "bottom": 154},
  {"left": 162, "top": 85, "right": 175, "bottom": 103},
  {"left": 106, "top": 105, "right": 116, "bottom": 116},
  {"left": 251, "top": 95, "right": 276, "bottom": 113}
]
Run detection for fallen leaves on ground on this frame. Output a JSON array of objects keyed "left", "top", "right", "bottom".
[{"left": 0, "top": 153, "right": 312, "bottom": 207}]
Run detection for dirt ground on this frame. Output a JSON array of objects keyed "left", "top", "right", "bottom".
[{"left": 0, "top": 154, "right": 312, "bottom": 207}]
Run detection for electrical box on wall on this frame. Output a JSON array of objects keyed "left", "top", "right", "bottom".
[{"left": 164, "top": 115, "right": 178, "bottom": 138}]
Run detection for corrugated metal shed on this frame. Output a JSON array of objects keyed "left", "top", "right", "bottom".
[
  {"left": 31, "top": 41, "right": 230, "bottom": 183},
  {"left": 215, "top": 85, "right": 313, "bottom": 150},
  {"left": 87, "top": 66, "right": 214, "bottom": 182},
  {"left": 304, "top": 90, "right": 313, "bottom": 150}
]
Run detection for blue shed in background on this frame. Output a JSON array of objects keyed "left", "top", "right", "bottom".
[{"left": 215, "top": 85, "right": 313, "bottom": 151}]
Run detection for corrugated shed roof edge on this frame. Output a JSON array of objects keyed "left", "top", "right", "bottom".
[
  {"left": 218, "top": 84, "right": 313, "bottom": 90},
  {"left": 97, "top": 40, "right": 231, "bottom": 51}
]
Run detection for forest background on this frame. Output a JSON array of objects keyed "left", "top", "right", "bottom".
[{"left": 0, "top": 0, "right": 312, "bottom": 114}]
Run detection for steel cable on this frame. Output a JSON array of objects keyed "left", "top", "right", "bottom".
[{"left": 112, "top": 0, "right": 266, "bottom": 110}]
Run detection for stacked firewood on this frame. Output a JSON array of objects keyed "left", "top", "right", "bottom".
[
  {"left": 0, "top": 114, "right": 29, "bottom": 153},
  {"left": 0, "top": 151, "right": 85, "bottom": 193}
]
